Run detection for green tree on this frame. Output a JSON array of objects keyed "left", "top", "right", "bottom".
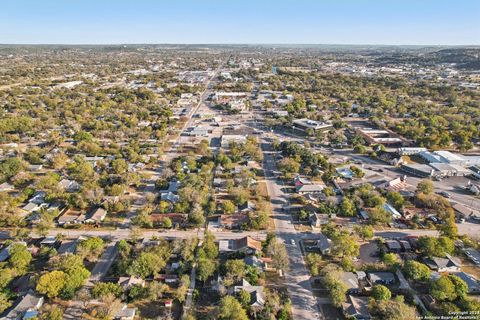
[
  {"left": 77, "top": 237, "right": 104, "bottom": 262},
  {"left": 8, "top": 243, "right": 32, "bottom": 275},
  {"left": 340, "top": 197, "right": 356, "bottom": 217},
  {"left": 197, "top": 258, "right": 216, "bottom": 282},
  {"left": 225, "top": 259, "right": 246, "bottom": 282},
  {"left": 237, "top": 289, "right": 251, "bottom": 307},
  {"left": 386, "top": 191, "right": 405, "bottom": 211},
  {"left": 92, "top": 282, "right": 123, "bottom": 299},
  {"left": 266, "top": 240, "right": 289, "bottom": 270},
  {"left": 277, "top": 157, "right": 300, "bottom": 179},
  {"left": 41, "top": 305, "right": 63, "bottom": 320},
  {"left": 417, "top": 179, "right": 434, "bottom": 195},
  {"left": 368, "top": 205, "right": 391, "bottom": 225},
  {"left": 354, "top": 225, "right": 374, "bottom": 240},
  {"left": 372, "top": 285, "right": 391, "bottom": 301},
  {"left": 305, "top": 253, "right": 322, "bottom": 276},
  {"left": 403, "top": 261, "right": 431, "bottom": 282},
  {"left": 223, "top": 200, "right": 236, "bottom": 215},
  {"left": 431, "top": 275, "right": 460, "bottom": 301},
  {"left": 0, "top": 292, "right": 11, "bottom": 314},
  {"left": 382, "top": 253, "right": 399, "bottom": 267},
  {"left": 36, "top": 271, "right": 67, "bottom": 298},
  {"left": 111, "top": 159, "right": 128, "bottom": 174},
  {"left": 218, "top": 296, "right": 248, "bottom": 320}
]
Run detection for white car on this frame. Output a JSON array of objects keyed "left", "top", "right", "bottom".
[{"left": 290, "top": 239, "right": 296, "bottom": 246}]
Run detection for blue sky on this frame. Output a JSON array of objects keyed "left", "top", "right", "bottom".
[{"left": 1, "top": 0, "right": 479, "bottom": 45}]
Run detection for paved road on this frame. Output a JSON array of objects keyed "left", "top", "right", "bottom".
[
  {"left": 261, "top": 140, "right": 323, "bottom": 320},
  {"left": 87, "top": 241, "right": 118, "bottom": 286},
  {"left": 1, "top": 228, "right": 266, "bottom": 241}
]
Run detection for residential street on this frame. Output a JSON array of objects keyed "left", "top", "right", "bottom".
[{"left": 261, "top": 140, "right": 323, "bottom": 320}]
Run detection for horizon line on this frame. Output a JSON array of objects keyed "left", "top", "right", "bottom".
[{"left": 1, "top": 43, "right": 479, "bottom": 47}]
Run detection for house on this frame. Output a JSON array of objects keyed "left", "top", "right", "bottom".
[
  {"left": 220, "top": 214, "right": 249, "bottom": 229},
  {"left": 342, "top": 295, "right": 371, "bottom": 320},
  {"left": 155, "top": 274, "right": 179, "bottom": 284},
  {"left": 423, "top": 254, "right": 461, "bottom": 273},
  {"left": 234, "top": 279, "right": 265, "bottom": 311},
  {"left": 367, "top": 272, "right": 396, "bottom": 285},
  {"left": 57, "top": 179, "right": 80, "bottom": 192},
  {"left": 57, "top": 210, "right": 85, "bottom": 225},
  {"left": 381, "top": 177, "right": 409, "bottom": 192},
  {"left": 160, "top": 192, "right": 179, "bottom": 204},
  {"left": 296, "top": 184, "right": 325, "bottom": 194},
  {"left": 40, "top": 236, "right": 58, "bottom": 247},
  {"left": 453, "top": 272, "right": 480, "bottom": 294},
  {"left": 385, "top": 240, "right": 402, "bottom": 253},
  {"left": 85, "top": 207, "right": 107, "bottom": 224},
  {"left": 0, "top": 182, "right": 14, "bottom": 192},
  {"left": 21, "top": 202, "right": 41, "bottom": 214},
  {"left": 115, "top": 304, "right": 136, "bottom": 320},
  {"left": 29, "top": 191, "right": 46, "bottom": 204},
  {"left": 150, "top": 213, "right": 188, "bottom": 227},
  {"left": 339, "top": 272, "right": 361, "bottom": 294},
  {"left": 316, "top": 234, "right": 332, "bottom": 255},
  {"left": 221, "top": 135, "right": 247, "bottom": 148},
  {"left": 309, "top": 213, "right": 329, "bottom": 228},
  {"left": 383, "top": 203, "right": 402, "bottom": 219},
  {"left": 244, "top": 256, "right": 266, "bottom": 271},
  {"left": 238, "top": 201, "right": 255, "bottom": 213},
  {"left": 222, "top": 236, "right": 262, "bottom": 255},
  {"left": 117, "top": 276, "right": 145, "bottom": 290},
  {"left": 294, "top": 175, "right": 312, "bottom": 187},
  {"left": 3, "top": 292, "right": 44, "bottom": 320},
  {"left": 57, "top": 237, "right": 85, "bottom": 255},
  {"left": 159, "top": 181, "right": 180, "bottom": 194}
]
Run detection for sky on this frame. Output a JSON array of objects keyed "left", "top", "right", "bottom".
[{"left": 1, "top": 0, "right": 479, "bottom": 45}]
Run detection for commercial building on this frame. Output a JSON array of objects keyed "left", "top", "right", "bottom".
[{"left": 292, "top": 118, "right": 332, "bottom": 132}]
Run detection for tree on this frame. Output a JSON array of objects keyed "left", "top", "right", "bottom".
[
  {"left": 369, "top": 296, "right": 416, "bottom": 320},
  {"left": 354, "top": 225, "right": 374, "bottom": 240},
  {"left": 0, "top": 292, "right": 11, "bottom": 314},
  {"left": 431, "top": 275, "right": 460, "bottom": 301},
  {"left": 162, "top": 217, "right": 173, "bottom": 229},
  {"left": 41, "top": 305, "right": 63, "bottom": 320},
  {"left": 417, "top": 179, "right": 434, "bottom": 195},
  {"left": 36, "top": 271, "right": 67, "bottom": 298},
  {"left": 77, "top": 237, "right": 104, "bottom": 262},
  {"left": 92, "top": 282, "right": 123, "bottom": 299},
  {"left": 277, "top": 157, "right": 300, "bottom": 179},
  {"left": 417, "top": 236, "right": 454, "bottom": 257},
  {"left": 197, "top": 258, "right": 216, "bottom": 282},
  {"left": 386, "top": 191, "right": 405, "bottom": 211},
  {"left": 266, "top": 240, "right": 289, "bottom": 270},
  {"left": 8, "top": 243, "right": 32, "bottom": 275},
  {"left": 372, "top": 285, "right": 392, "bottom": 301},
  {"left": 223, "top": 200, "right": 236, "bottom": 215},
  {"left": 237, "top": 289, "right": 251, "bottom": 307},
  {"left": 305, "top": 253, "right": 322, "bottom": 276},
  {"left": 339, "top": 197, "right": 356, "bottom": 217},
  {"left": 111, "top": 159, "right": 128, "bottom": 174},
  {"left": 127, "top": 251, "right": 168, "bottom": 279},
  {"left": 218, "top": 296, "right": 248, "bottom": 320},
  {"left": 368, "top": 205, "right": 391, "bottom": 225},
  {"left": 225, "top": 259, "right": 246, "bottom": 282},
  {"left": 403, "top": 260, "right": 431, "bottom": 282},
  {"left": 382, "top": 253, "right": 399, "bottom": 267},
  {"left": 321, "top": 264, "right": 347, "bottom": 307}
]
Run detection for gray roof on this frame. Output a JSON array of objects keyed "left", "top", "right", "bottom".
[
  {"left": 4, "top": 292, "right": 44, "bottom": 320},
  {"left": 368, "top": 272, "right": 395, "bottom": 283}
]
